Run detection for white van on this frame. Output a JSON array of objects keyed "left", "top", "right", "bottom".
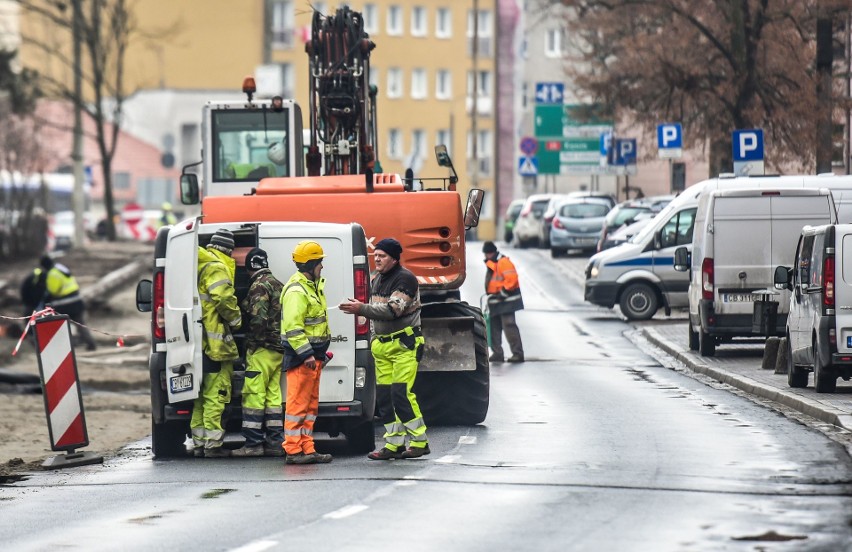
[
  {"left": 675, "top": 187, "right": 838, "bottom": 357},
  {"left": 585, "top": 174, "right": 852, "bottom": 321},
  {"left": 136, "top": 219, "right": 376, "bottom": 457}
]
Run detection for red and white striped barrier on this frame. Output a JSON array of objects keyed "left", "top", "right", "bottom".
[{"left": 33, "top": 314, "right": 103, "bottom": 469}]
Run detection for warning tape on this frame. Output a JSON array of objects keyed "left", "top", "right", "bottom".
[{"left": 1, "top": 309, "right": 146, "bottom": 355}]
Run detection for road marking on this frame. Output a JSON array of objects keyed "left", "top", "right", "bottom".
[
  {"left": 323, "top": 504, "right": 368, "bottom": 519},
  {"left": 394, "top": 480, "right": 417, "bottom": 487},
  {"left": 435, "top": 454, "right": 461, "bottom": 463},
  {"left": 458, "top": 436, "right": 477, "bottom": 445},
  {"left": 229, "top": 540, "right": 279, "bottom": 552}
]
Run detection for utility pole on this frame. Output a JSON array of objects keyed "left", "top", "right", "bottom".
[
  {"left": 471, "top": 0, "right": 479, "bottom": 219},
  {"left": 71, "top": 0, "right": 86, "bottom": 249},
  {"left": 816, "top": 8, "right": 834, "bottom": 174}
]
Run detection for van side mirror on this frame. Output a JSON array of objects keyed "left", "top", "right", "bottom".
[
  {"left": 673, "top": 246, "right": 690, "bottom": 271},
  {"left": 464, "top": 189, "right": 484, "bottom": 229},
  {"left": 180, "top": 173, "right": 200, "bottom": 205},
  {"left": 136, "top": 279, "right": 153, "bottom": 312},
  {"left": 774, "top": 266, "right": 792, "bottom": 291}
]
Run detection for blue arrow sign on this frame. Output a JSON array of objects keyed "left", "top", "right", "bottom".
[{"left": 535, "top": 82, "right": 564, "bottom": 104}]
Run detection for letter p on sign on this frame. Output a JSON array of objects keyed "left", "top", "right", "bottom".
[{"left": 732, "top": 129, "right": 764, "bottom": 162}]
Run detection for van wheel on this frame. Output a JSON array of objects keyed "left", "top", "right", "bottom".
[
  {"left": 698, "top": 328, "right": 716, "bottom": 357},
  {"left": 787, "top": 338, "right": 808, "bottom": 388},
  {"left": 619, "top": 283, "right": 658, "bottom": 321},
  {"left": 414, "top": 301, "right": 489, "bottom": 426},
  {"left": 688, "top": 321, "right": 699, "bottom": 351},
  {"left": 550, "top": 247, "right": 563, "bottom": 258},
  {"left": 813, "top": 346, "right": 837, "bottom": 393},
  {"left": 344, "top": 421, "right": 376, "bottom": 454},
  {"left": 152, "top": 420, "right": 189, "bottom": 458}
]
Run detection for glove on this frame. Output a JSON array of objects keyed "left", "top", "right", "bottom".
[{"left": 304, "top": 356, "right": 319, "bottom": 370}]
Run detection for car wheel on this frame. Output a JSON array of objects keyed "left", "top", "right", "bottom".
[
  {"left": 619, "top": 283, "right": 659, "bottom": 321},
  {"left": 698, "top": 327, "right": 715, "bottom": 357},
  {"left": 550, "top": 247, "right": 562, "bottom": 258},
  {"left": 504, "top": 230, "right": 513, "bottom": 242},
  {"left": 688, "top": 320, "right": 699, "bottom": 351},
  {"left": 813, "top": 343, "right": 837, "bottom": 393},
  {"left": 787, "top": 337, "right": 808, "bottom": 388}
]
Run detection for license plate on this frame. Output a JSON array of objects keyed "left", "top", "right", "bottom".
[
  {"left": 170, "top": 373, "right": 193, "bottom": 393},
  {"left": 722, "top": 293, "right": 757, "bottom": 302}
]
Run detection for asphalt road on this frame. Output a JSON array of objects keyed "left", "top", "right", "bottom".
[{"left": 2, "top": 243, "right": 852, "bottom": 551}]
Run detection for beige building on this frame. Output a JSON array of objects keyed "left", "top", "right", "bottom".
[{"left": 17, "top": 0, "right": 500, "bottom": 238}]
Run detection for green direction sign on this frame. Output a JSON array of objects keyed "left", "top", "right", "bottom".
[
  {"left": 538, "top": 138, "right": 605, "bottom": 175},
  {"left": 534, "top": 104, "right": 613, "bottom": 138}
]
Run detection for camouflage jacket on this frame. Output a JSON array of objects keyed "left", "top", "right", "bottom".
[{"left": 240, "top": 268, "right": 285, "bottom": 353}]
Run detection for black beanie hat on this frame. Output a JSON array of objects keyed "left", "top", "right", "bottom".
[
  {"left": 209, "top": 228, "right": 235, "bottom": 252},
  {"left": 374, "top": 238, "right": 402, "bottom": 261},
  {"left": 245, "top": 247, "right": 269, "bottom": 271},
  {"left": 482, "top": 241, "right": 497, "bottom": 254}
]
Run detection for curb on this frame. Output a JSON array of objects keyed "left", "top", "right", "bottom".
[{"left": 641, "top": 326, "right": 852, "bottom": 433}]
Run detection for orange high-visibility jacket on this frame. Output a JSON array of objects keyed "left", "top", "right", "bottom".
[{"left": 485, "top": 255, "right": 520, "bottom": 295}]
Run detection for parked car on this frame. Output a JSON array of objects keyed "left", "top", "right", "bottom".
[
  {"left": 539, "top": 194, "right": 572, "bottom": 248},
  {"left": 642, "top": 194, "right": 676, "bottom": 212},
  {"left": 513, "top": 193, "right": 553, "bottom": 248},
  {"left": 503, "top": 199, "right": 525, "bottom": 242},
  {"left": 603, "top": 213, "right": 655, "bottom": 250},
  {"left": 549, "top": 198, "right": 611, "bottom": 257},
  {"left": 567, "top": 191, "right": 617, "bottom": 210},
  {"left": 596, "top": 200, "right": 654, "bottom": 252},
  {"left": 49, "top": 210, "right": 97, "bottom": 250},
  {"left": 774, "top": 223, "right": 852, "bottom": 393}
]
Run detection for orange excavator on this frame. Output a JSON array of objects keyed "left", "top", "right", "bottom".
[{"left": 179, "top": 6, "right": 488, "bottom": 425}]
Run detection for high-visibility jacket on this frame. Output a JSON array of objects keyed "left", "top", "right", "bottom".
[
  {"left": 45, "top": 264, "right": 81, "bottom": 305},
  {"left": 280, "top": 271, "right": 330, "bottom": 370},
  {"left": 485, "top": 254, "right": 520, "bottom": 295},
  {"left": 198, "top": 246, "right": 242, "bottom": 361}
]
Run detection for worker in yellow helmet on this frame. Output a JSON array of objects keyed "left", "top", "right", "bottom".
[
  {"left": 280, "top": 240, "right": 332, "bottom": 465},
  {"left": 158, "top": 202, "right": 177, "bottom": 229}
]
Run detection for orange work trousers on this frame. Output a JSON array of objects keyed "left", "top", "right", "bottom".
[{"left": 283, "top": 363, "right": 321, "bottom": 456}]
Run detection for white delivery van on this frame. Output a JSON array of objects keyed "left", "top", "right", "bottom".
[
  {"left": 136, "top": 219, "right": 376, "bottom": 457},
  {"left": 675, "top": 187, "right": 838, "bottom": 357},
  {"left": 585, "top": 174, "right": 852, "bottom": 321}
]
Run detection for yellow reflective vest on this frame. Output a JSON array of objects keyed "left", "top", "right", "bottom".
[
  {"left": 45, "top": 264, "right": 81, "bottom": 304},
  {"left": 198, "top": 246, "right": 242, "bottom": 361},
  {"left": 280, "top": 271, "right": 330, "bottom": 369}
]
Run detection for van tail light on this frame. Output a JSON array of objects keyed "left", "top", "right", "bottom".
[
  {"left": 701, "top": 257, "right": 714, "bottom": 301},
  {"left": 354, "top": 268, "right": 369, "bottom": 337},
  {"left": 824, "top": 255, "right": 835, "bottom": 308},
  {"left": 153, "top": 271, "right": 165, "bottom": 341},
  {"left": 552, "top": 218, "right": 564, "bottom": 230}
]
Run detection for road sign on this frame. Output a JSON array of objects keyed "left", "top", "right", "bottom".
[
  {"left": 657, "top": 123, "right": 683, "bottom": 159},
  {"left": 518, "top": 156, "right": 539, "bottom": 176},
  {"left": 538, "top": 138, "right": 604, "bottom": 174},
  {"left": 610, "top": 138, "right": 637, "bottom": 166},
  {"left": 535, "top": 82, "right": 564, "bottom": 104},
  {"left": 732, "top": 129, "right": 764, "bottom": 176},
  {"left": 534, "top": 104, "right": 612, "bottom": 138},
  {"left": 519, "top": 136, "right": 538, "bottom": 156}
]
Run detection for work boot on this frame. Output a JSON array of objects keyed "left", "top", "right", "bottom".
[
  {"left": 507, "top": 354, "right": 524, "bottom": 363},
  {"left": 489, "top": 352, "right": 504, "bottom": 362},
  {"left": 192, "top": 447, "right": 204, "bottom": 458},
  {"left": 231, "top": 444, "right": 263, "bottom": 457},
  {"left": 204, "top": 447, "right": 231, "bottom": 458},
  {"left": 263, "top": 445, "right": 285, "bottom": 457},
  {"left": 367, "top": 447, "right": 403, "bottom": 461},
  {"left": 305, "top": 452, "right": 333, "bottom": 463},
  {"left": 400, "top": 445, "right": 431, "bottom": 459},
  {"left": 285, "top": 452, "right": 317, "bottom": 465}
]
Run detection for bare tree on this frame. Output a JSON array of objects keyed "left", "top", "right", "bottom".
[
  {"left": 19, "top": 0, "right": 135, "bottom": 240},
  {"left": 554, "top": 0, "right": 846, "bottom": 177}
]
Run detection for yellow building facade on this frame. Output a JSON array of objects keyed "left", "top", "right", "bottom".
[{"left": 18, "top": 0, "right": 498, "bottom": 239}]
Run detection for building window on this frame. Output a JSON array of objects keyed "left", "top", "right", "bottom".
[
  {"left": 271, "top": 1, "right": 294, "bottom": 48},
  {"left": 466, "top": 130, "right": 493, "bottom": 176},
  {"left": 411, "top": 129, "right": 427, "bottom": 159},
  {"left": 411, "top": 6, "right": 427, "bottom": 37},
  {"left": 370, "top": 66, "right": 379, "bottom": 89},
  {"left": 387, "top": 67, "right": 403, "bottom": 98},
  {"left": 387, "top": 5, "right": 403, "bottom": 36},
  {"left": 467, "top": 70, "right": 492, "bottom": 98},
  {"left": 411, "top": 68, "right": 427, "bottom": 99},
  {"left": 436, "top": 7, "right": 452, "bottom": 38},
  {"left": 436, "top": 129, "right": 452, "bottom": 155},
  {"left": 435, "top": 69, "right": 452, "bottom": 100},
  {"left": 545, "top": 28, "right": 566, "bottom": 58},
  {"left": 364, "top": 3, "right": 378, "bottom": 34},
  {"left": 114, "top": 171, "right": 131, "bottom": 190},
  {"left": 388, "top": 128, "right": 402, "bottom": 159},
  {"left": 467, "top": 9, "right": 493, "bottom": 56}
]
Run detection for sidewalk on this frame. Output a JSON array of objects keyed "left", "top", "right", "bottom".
[{"left": 641, "top": 323, "right": 852, "bottom": 433}]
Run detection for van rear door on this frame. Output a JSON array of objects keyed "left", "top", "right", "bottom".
[
  {"left": 257, "top": 222, "right": 355, "bottom": 403},
  {"left": 834, "top": 224, "right": 852, "bottom": 354},
  {"left": 164, "top": 219, "right": 203, "bottom": 402}
]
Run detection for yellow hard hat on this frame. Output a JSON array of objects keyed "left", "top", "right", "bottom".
[
  {"left": 292, "top": 241, "right": 325, "bottom": 264},
  {"left": 162, "top": 202, "right": 173, "bottom": 210}
]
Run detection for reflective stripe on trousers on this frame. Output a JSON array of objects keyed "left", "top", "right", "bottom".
[
  {"left": 283, "top": 362, "right": 322, "bottom": 455},
  {"left": 242, "top": 348, "right": 285, "bottom": 448},
  {"left": 371, "top": 335, "right": 428, "bottom": 450},
  {"left": 190, "top": 360, "right": 233, "bottom": 450}
]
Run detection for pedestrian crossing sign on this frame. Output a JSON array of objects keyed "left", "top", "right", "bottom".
[{"left": 518, "top": 156, "right": 538, "bottom": 176}]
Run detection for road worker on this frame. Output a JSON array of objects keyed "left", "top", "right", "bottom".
[
  {"left": 191, "top": 229, "right": 242, "bottom": 458},
  {"left": 340, "top": 238, "right": 431, "bottom": 460},
  {"left": 39, "top": 255, "right": 97, "bottom": 351},
  {"left": 482, "top": 241, "right": 524, "bottom": 363},
  {"left": 232, "top": 248, "right": 286, "bottom": 457},
  {"left": 158, "top": 202, "right": 178, "bottom": 228},
  {"left": 280, "top": 241, "right": 333, "bottom": 465}
]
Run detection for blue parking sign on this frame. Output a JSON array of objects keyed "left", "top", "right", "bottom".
[{"left": 732, "top": 129, "right": 764, "bottom": 161}]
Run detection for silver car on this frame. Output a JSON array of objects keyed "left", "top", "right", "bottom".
[{"left": 549, "top": 199, "right": 611, "bottom": 257}]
